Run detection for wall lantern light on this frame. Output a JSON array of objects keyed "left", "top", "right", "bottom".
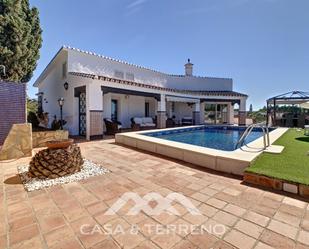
[{"left": 63, "top": 81, "right": 69, "bottom": 90}]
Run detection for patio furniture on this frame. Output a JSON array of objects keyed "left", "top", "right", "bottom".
[
  {"left": 131, "top": 117, "right": 156, "bottom": 130},
  {"left": 166, "top": 118, "right": 176, "bottom": 128},
  {"left": 181, "top": 117, "right": 193, "bottom": 126},
  {"left": 305, "top": 125, "right": 309, "bottom": 136},
  {"left": 104, "top": 118, "right": 122, "bottom": 135}
]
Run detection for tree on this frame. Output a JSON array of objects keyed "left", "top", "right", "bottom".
[
  {"left": 249, "top": 104, "right": 253, "bottom": 113},
  {"left": 26, "top": 96, "right": 37, "bottom": 114},
  {"left": 0, "top": 0, "right": 42, "bottom": 82}
]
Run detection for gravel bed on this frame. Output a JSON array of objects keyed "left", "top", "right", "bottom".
[{"left": 17, "top": 159, "right": 110, "bottom": 192}]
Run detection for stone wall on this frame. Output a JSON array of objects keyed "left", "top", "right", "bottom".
[
  {"left": 0, "top": 81, "right": 26, "bottom": 144},
  {"left": 32, "top": 130, "right": 69, "bottom": 148},
  {"left": 0, "top": 124, "right": 32, "bottom": 161}
]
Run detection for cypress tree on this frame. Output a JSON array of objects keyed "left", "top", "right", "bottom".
[{"left": 0, "top": 0, "right": 42, "bottom": 82}]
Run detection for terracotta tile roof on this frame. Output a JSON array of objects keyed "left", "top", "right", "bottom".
[{"left": 69, "top": 72, "right": 247, "bottom": 97}]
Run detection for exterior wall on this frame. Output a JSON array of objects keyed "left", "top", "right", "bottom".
[
  {"left": 0, "top": 81, "right": 26, "bottom": 145},
  {"left": 173, "top": 102, "right": 193, "bottom": 121},
  {"left": 38, "top": 53, "right": 93, "bottom": 135},
  {"left": 68, "top": 49, "right": 233, "bottom": 91}
]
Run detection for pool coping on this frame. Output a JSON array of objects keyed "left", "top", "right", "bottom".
[{"left": 115, "top": 125, "right": 289, "bottom": 175}]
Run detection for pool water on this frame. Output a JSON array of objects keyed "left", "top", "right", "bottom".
[{"left": 144, "top": 126, "right": 273, "bottom": 151}]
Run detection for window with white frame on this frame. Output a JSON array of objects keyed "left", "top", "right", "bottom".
[
  {"left": 126, "top": 72, "right": 134, "bottom": 81},
  {"left": 114, "top": 70, "right": 124, "bottom": 79}
]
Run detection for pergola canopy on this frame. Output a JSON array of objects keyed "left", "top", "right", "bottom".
[
  {"left": 267, "top": 91, "right": 309, "bottom": 105},
  {"left": 266, "top": 91, "right": 309, "bottom": 126}
]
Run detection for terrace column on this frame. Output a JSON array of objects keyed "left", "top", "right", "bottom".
[
  {"left": 227, "top": 103, "right": 234, "bottom": 125},
  {"left": 200, "top": 102, "right": 206, "bottom": 124},
  {"left": 193, "top": 101, "right": 201, "bottom": 125},
  {"left": 238, "top": 98, "right": 247, "bottom": 126},
  {"left": 157, "top": 94, "right": 166, "bottom": 129},
  {"left": 86, "top": 83, "right": 104, "bottom": 140}
]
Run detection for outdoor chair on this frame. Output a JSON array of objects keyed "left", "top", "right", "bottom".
[
  {"left": 104, "top": 118, "right": 122, "bottom": 135},
  {"left": 166, "top": 118, "right": 176, "bottom": 128},
  {"left": 181, "top": 117, "right": 193, "bottom": 126}
]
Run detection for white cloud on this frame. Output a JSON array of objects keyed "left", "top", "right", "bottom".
[{"left": 127, "top": 0, "right": 148, "bottom": 10}]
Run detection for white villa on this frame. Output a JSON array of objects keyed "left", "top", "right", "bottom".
[{"left": 34, "top": 46, "right": 248, "bottom": 140}]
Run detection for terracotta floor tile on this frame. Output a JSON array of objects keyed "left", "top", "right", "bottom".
[
  {"left": 279, "top": 204, "right": 304, "bottom": 217},
  {"left": 235, "top": 219, "right": 264, "bottom": 239},
  {"left": 151, "top": 232, "right": 182, "bottom": 249},
  {"left": 187, "top": 183, "right": 205, "bottom": 191},
  {"left": 183, "top": 212, "right": 208, "bottom": 226},
  {"left": 243, "top": 211, "right": 270, "bottom": 227},
  {"left": 222, "top": 188, "right": 242, "bottom": 197},
  {"left": 168, "top": 218, "right": 192, "bottom": 237},
  {"left": 9, "top": 223, "right": 39, "bottom": 246},
  {"left": 212, "top": 240, "right": 236, "bottom": 249},
  {"left": 282, "top": 197, "right": 307, "bottom": 209},
  {"left": 223, "top": 203, "right": 246, "bottom": 217},
  {"left": 208, "top": 183, "right": 227, "bottom": 191},
  {"left": 152, "top": 212, "right": 178, "bottom": 225},
  {"left": 62, "top": 205, "right": 89, "bottom": 222},
  {"left": 8, "top": 215, "right": 36, "bottom": 232},
  {"left": 0, "top": 234, "right": 7, "bottom": 249},
  {"left": 49, "top": 238, "right": 83, "bottom": 249},
  {"left": 273, "top": 211, "right": 301, "bottom": 227},
  {"left": 37, "top": 214, "right": 66, "bottom": 233},
  {"left": 134, "top": 240, "right": 161, "bottom": 249},
  {"left": 200, "top": 187, "right": 219, "bottom": 197},
  {"left": 260, "top": 229, "right": 295, "bottom": 249},
  {"left": 267, "top": 219, "right": 298, "bottom": 240},
  {"left": 190, "top": 192, "right": 210, "bottom": 203},
  {"left": 187, "top": 232, "right": 218, "bottom": 249},
  {"left": 202, "top": 219, "right": 229, "bottom": 238},
  {"left": 70, "top": 216, "right": 108, "bottom": 247},
  {"left": 90, "top": 239, "right": 120, "bottom": 249},
  {"left": 113, "top": 231, "right": 146, "bottom": 249},
  {"left": 137, "top": 217, "right": 161, "bottom": 238},
  {"left": 199, "top": 203, "right": 218, "bottom": 218},
  {"left": 86, "top": 201, "right": 109, "bottom": 215},
  {"left": 10, "top": 235, "right": 42, "bottom": 249},
  {"left": 254, "top": 242, "right": 274, "bottom": 249},
  {"left": 224, "top": 229, "right": 256, "bottom": 249},
  {"left": 212, "top": 211, "right": 238, "bottom": 227},
  {"left": 43, "top": 225, "right": 75, "bottom": 248},
  {"left": 206, "top": 198, "right": 227, "bottom": 209},
  {"left": 172, "top": 239, "right": 197, "bottom": 249},
  {"left": 297, "top": 230, "right": 309, "bottom": 246}
]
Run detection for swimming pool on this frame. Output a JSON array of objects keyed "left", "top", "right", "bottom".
[
  {"left": 143, "top": 126, "right": 274, "bottom": 151},
  {"left": 115, "top": 126, "right": 287, "bottom": 175}
]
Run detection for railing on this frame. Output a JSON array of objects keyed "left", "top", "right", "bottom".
[{"left": 235, "top": 123, "right": 270, "bottom": 150}]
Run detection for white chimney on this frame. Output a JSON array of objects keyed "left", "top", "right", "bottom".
[{"left": 185, "top": 59, "right": 193, "bottom": 76}]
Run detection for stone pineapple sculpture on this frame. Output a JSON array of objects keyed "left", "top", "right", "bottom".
[{"left": 29, "top": 144, "right": 83, "bottom": 179}]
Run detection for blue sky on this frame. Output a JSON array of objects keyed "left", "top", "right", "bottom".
[{"left": 29, "top": 0, "right": 309, "bottom": 110}]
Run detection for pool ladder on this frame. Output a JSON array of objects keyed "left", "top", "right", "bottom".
[{"left": 235, "top": 124, "right": 270, "bottom": 150}]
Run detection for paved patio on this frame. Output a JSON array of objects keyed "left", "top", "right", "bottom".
[{"left": 0, "top": 139, "right": 308, "bottom": 249}]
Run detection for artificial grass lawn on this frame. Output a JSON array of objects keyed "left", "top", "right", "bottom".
[{"left": 246, "top": 128, "right": 309, "bottom": 185}]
